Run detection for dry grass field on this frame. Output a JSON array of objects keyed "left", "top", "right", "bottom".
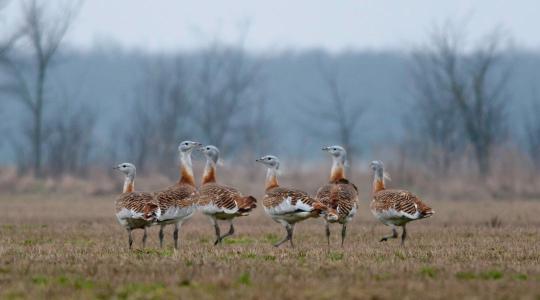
[{"left": 1, "top": 192, "right": 539, "bottom": 300}]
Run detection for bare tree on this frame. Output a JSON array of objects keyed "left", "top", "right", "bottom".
[
  {"left": 239, "top": 93, "right": 274, "bottom": 156},
  {"left": 193, "top": 38, "right": 262, "bottom": 152},
  {"left": 411, "top": 24, "right": 510, "bottom": 176},
  {"left": 127, "top": 57, "right": 192, "bottom": 174},
  {"left": 302, "top": 59, "right": 366, "bottom": 159},
  {"left": 0, "top": 0, "right": 80, "bottom": 177},
  {"left": 525, "top": 94, "right": 540, "bottom": 169},
  {"left": 409, "top": 40, "right": 464, "bottom": 173},
  {"left": 46, "top": 104, "right": 97, "bottom": 177}
]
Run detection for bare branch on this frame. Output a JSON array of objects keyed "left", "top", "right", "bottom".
[{"left": 409, "top": 22, "right": 510, "bottom": 176}]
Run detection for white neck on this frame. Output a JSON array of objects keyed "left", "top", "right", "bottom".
[
  {"left": 123, "top": 173, "right": 135, "bottom": 193},
  {"left": 202, "top": 159, "right": 217, "bottom": 183},
  {"left": 179, "top": 151, "right": 195, "bottom": 185},
  {"left": 330, "top": 156, "right": 346, "bottom": 181},
  {"left": 265, "top": 167, "right": 279, "bottom": 189},
  {"left": 372, "top": 168, "right": 385, "bottom": 193}
]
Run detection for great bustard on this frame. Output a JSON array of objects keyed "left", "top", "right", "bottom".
[
  {"left": 197, "top": 145, "right": 257, "bottom": 245},
  {"left": 154, "top": 141, "right": 201, "bottom": 249},
  {"left": 256, "top": 155, "right": 335, "bottom": 248},
  {"left": 369, "top": 160, "right": 434, "bottom": 245},
  {"left": 113, "top": 163, "right": 159, "bottom": 250},
  {"left": 316, "top": 145, "right": 358, "bottom": 247}
]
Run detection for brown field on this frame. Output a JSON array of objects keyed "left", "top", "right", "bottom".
[{"left": 1, "top": 192, "right": 540, "bottom": 300}]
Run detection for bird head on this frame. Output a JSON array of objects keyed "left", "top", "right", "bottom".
[
  {"left": 178, "top": 140, "right": 202, "bottom": 153},
  {"left": 322, "top": 145, "right": 346, "bottom": 159},
  {"left": 256, "top": 155, "right": 280, "bottom": 170},
  {"left": 198, "top": 145, "right": 220, "bottom": 164},
  {"left": 113, "top": 162, "right": 136, "bottom": 176}
]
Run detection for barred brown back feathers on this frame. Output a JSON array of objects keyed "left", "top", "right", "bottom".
[{"left": 369, "top": 160, "right": 434, "bottom": 245}]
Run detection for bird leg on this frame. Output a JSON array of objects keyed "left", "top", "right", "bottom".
[
  {"left": 173, "top": 222, "right": 180, "bottom": 249},
  {"left": 341, "top": 224, "right": 347, "bottom": 247},
  {"left": 127, "top": 229, "right": 133, "bottom": 250},
  {"left": 142, "top": 227, "right": 148, "bottom": 249},
  {"left": 219, "top": 220, "right": 235, "bottom": 241},
  {"left": 325, "top": 221, "right": 331, "bottom": 246},
  {"left": 288, "top": 224, "right": 295, "bottom": 248},
  {"left": 401, "top": 224, "right": 407, "bottom": 246},
  {"left": 159, "top": 225, "right": 165, "bottom": 248},
  {"left": 380, "top": 226, "right": 398, "bottom": 242},
  {"left": 212, "top": 218, "right": 222, "bottom": 246},
  {"left": 274, "top": 223, "right": 293, "bottom": 247}
]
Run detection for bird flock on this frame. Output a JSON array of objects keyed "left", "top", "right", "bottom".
[{"left": 113, "top": 140, "right": 434, "bottom": 250}]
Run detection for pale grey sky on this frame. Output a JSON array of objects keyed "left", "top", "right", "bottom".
[{"left": 3, "top": 0, "right": 540, "bottom": 52}]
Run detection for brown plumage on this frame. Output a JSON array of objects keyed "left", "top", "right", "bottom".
[
  {"left": 153, "top": 180, "right": 198, "bottom": 249},
  {"left": 371, "top": 189, "right": 433, "bottom": 220},
  {"left": 155, "top": 183, "right": 198, "bottom": 213},
  {"left": 115, "top": 192, "right": 159, "bottom": 223},
  {"left": 257, "top": 155, "right": 330, "bottom": 248},
  {"left": 199, "top": 182, "right": 257, "bottom": 245},
  {"left": 199, "top": 183, "right": 257, "bottom": 216},
  {"left": 154, "top": 140, "right": 201, "bottom": 249},
  {"left": 113, "top": 163, "right": 158, "bottom": 250},
  {"left": 198, "top": 145, "right": 257, "bottom": 245},
  {"left": 317, "top": 146, "right": 359, "bottom": 247},
  {"left": 369, "top": 160, "right": 434, "bottom": 245},
  {"left": 263, "top": 186, "right": 327, "bottom": 218},
  {"left": 316, "top": 178, "right": 358, "bottom": 223}
]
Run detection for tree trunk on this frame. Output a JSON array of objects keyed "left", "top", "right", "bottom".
[{"left": 34, "top": 64, "right": 46, "bottom": 178}]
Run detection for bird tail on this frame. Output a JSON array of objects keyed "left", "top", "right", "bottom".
[
  {"left": 325, "top": 207, "right": 339, "bottom": 222},
  {"left": 420, "top": 206, "right": 435, "bottom": 218},
  {"left": 237, "top": 196, "right": 257, "bottom": 215},
  {"left": 143, "top": 203, "right": 160, "bottom": 222},
  {"left": 311, "top": 201, "right": 333, "bottom": 219}
]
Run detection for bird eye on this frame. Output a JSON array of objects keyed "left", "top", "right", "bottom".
[
  {"left": 184, "top": 142, "right": 189, "bottom": 146},
  {"left": 122, "top": 164, "right": 126, "bottom": 168},
  {"left": 206, "top": 147, "right": 210, "bottom": 150},
  {"left": 267, "top": 157, "right": 271, "bottom": 160},
  {"left": 333, "top": 148, "right": 337, "bottom": 151}
]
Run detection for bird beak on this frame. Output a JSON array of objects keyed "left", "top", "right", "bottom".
[
  {"left": 196, "top": 145, "right": 205, "bottom": 152},
  {"left": 255, "top": 158, "right": 262, "bottom": 162},
  {"left": 113, "top": 166, "right": 119, "bottom": 170},
  {"left": 322, "top": 146, "right": 330, "bottom": 151}
]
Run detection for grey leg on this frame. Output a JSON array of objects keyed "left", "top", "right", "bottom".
[
  {"left": 173, "top": 222, "right": 180, "bottom": 249},
  {"left": 274, "top": 223, "right": 292, "bottom": 247},
  {"left": 341, "top": 224, "right": 347, "bottom": 247},
  {"left": 219, "top": 220, "right": 235, "bottom": 241},
  {"left": 325, "top": 222, "right": 330, "bottom": 246},
  {"left": 288, "top": 224, "right": 295, "bottom": 248},
  {"left": 159, "top": 225, "right": 165, "bottom": 248},
  {"left": 142, "top": 227, "right": 148, "bottom": 249},
  {"left": 401, "top": 224, "right": 407, "bottom": 246},
  {"left": 212, "top": 218, "right": 222, "bottom": 246},
  {"left": 380, "top": 226, "right": 398, "bottom": 242},
  {"left": 127, "top": 229, "right": 133, "bottom": 250}
]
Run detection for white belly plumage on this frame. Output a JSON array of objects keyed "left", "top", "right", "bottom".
[
  {"left": 264, "top": 196, "right": 314, "bottom": 224},
  {"left": 200, "top": 203, "right": 239, "bottom": 216},
  {"left": 371, "top": 207, "right": 420, "bottom": 226},
  {"left": 157, "top": 205, "right": 196, "bottom": 225},
  {"left": 116, "top": 208, "right": 154, "bottom": 229}
]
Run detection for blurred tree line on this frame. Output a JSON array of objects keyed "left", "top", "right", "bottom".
[{"left": 0, "top": 1, "right": 539, "bottom": 181}]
